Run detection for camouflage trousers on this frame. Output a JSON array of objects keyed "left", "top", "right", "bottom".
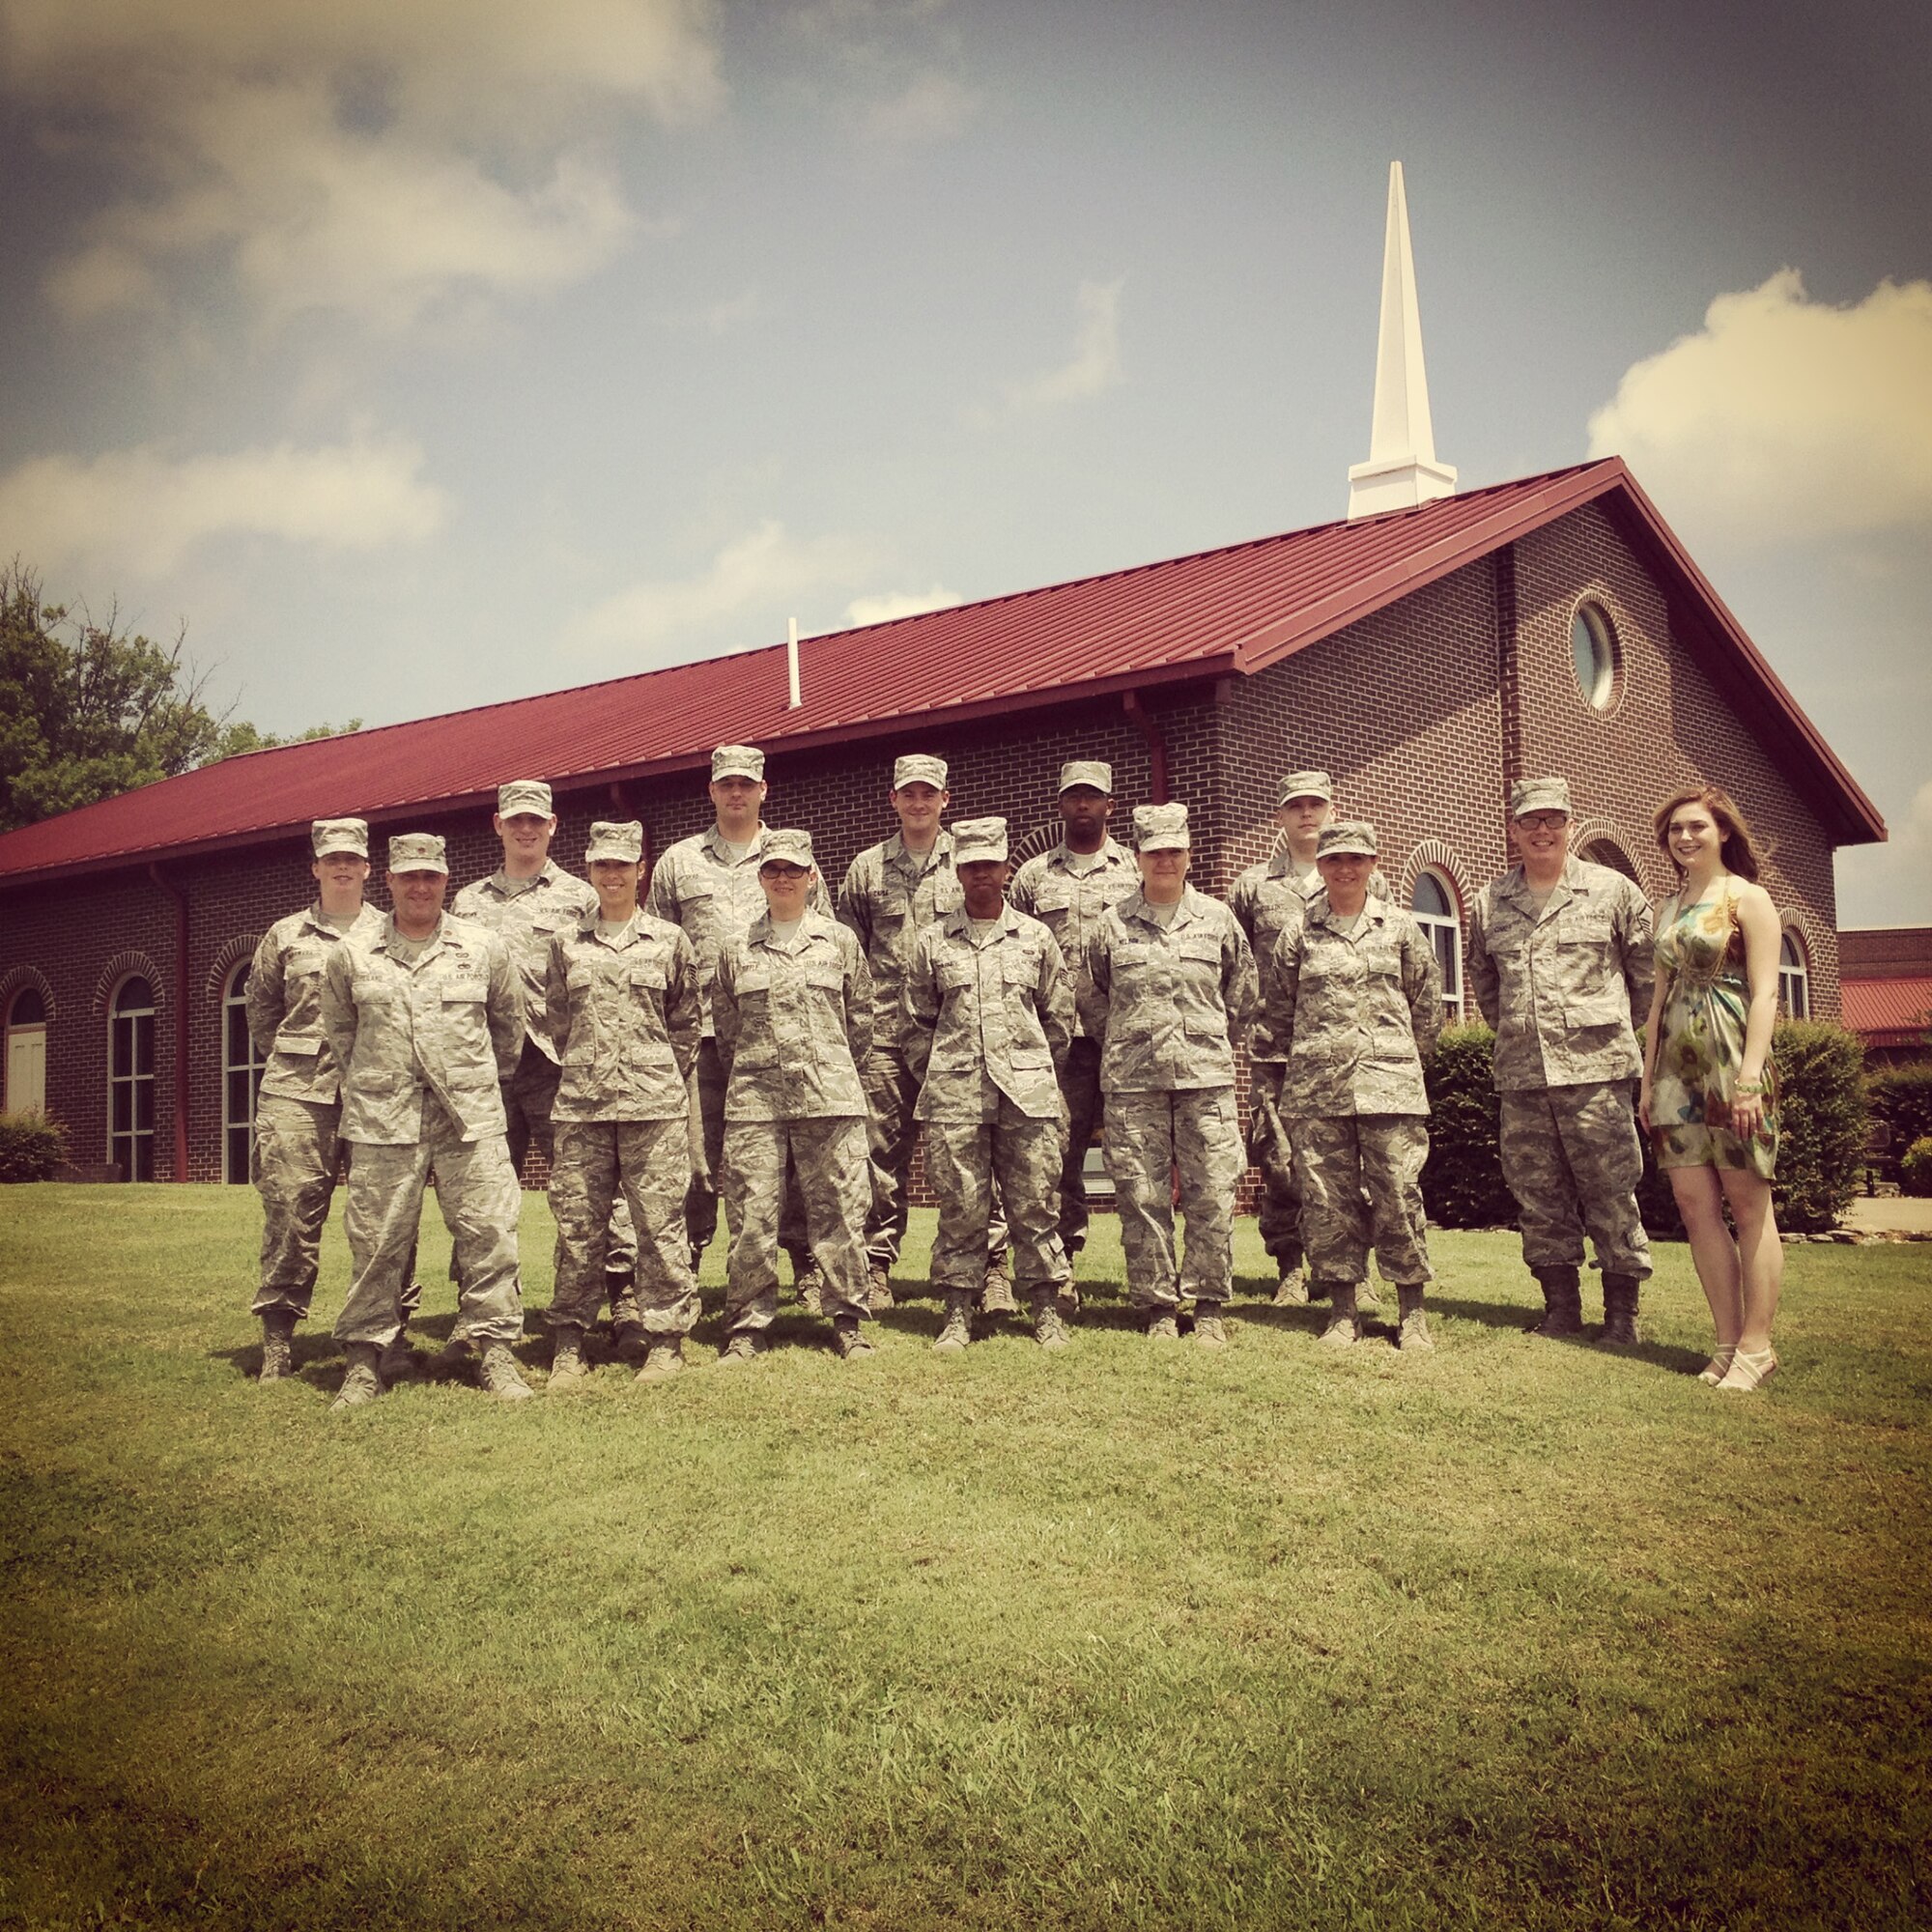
[
  {"left": 500, "top": 1037, "right": 635, "bottom": 1275},
  {"left": 251, "top": 1093, "right": 344, "bottom": 1320},
  {"left": 335, "top": 1096, "right": 524, "bottom": 1349},
  {"left": 1245, "top": 1061, "right": 1305, "bottom": 1270},
  {"left": 686, "top": 1037, "right": 811, "bottom": 1265},
  {"left": 1053, "top": 1037, "right": 1104, "bottom": 1256},
  {"left": 1294, "top": 1114, "right": 1433, "bottom": 1287},
  {"left": 1103, "top": 1087, "right": 1244, "bottom": 1310},
  {"left": 862, "top": 1044, "right": 1008, "bottom": 1270},
  {"left": 548, "top": 1119, "right": 700, "bottom": 1335},
  {"left": 720, "top": 1117, "right": 870, "bottom": 1333},
  {"left": 1499, "top": 1081, "right": 1652, "bottom": 1278},
  {"left": 925, "top": 1101, "right": 1070, "bottom": 1295}
]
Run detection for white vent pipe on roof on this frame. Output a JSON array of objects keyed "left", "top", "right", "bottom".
[{"left": 786, "top": 615, "right": 802, "bottom": 709}]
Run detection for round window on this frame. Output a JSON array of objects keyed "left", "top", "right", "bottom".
[{"left": 1571, "top": 603, "right": 1616, "bottom": 710}]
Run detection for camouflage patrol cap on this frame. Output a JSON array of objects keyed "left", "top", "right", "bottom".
[
  {"left": 1316, "top": 820, "right": 1378, "bottom": 860},
  {"left": 1132, "top": 802, "right": 1190, "bottom": 851},
  {"left": 758, "top": 828, "right": 814, "bottom": 869},
  {"left": 1511, "top": 776, "right": 1573, "bottom": 819},
  {"left": 1058, "top": 759, "right": 1114, "bottom": 794},
  {"left": 893, "top": 753, "right": 949, "bottom": 790},
  {"left": 387, "top": 832, "right": 449, "bottom": 874},
  {"left": 712, "top": 745, "right": 765, "bottom": 782},
  {"left": 1276, "top": 769, "right": 1334, "bottom": 806},
  {"left": 584, "top": 820, "right": 643, "bottom": 864},
  {"left": 952, "top": 816, "right": 1009, "bottom": 863},
  {"left": 311, "top": 817, "right": 368, "bottom": 859},
  {"left": 497, "top": 780, "right": 553, "bottom": 817}
]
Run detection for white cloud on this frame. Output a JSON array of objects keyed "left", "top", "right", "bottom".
[
  {"left": 859, "top": 71, "right": 979, "bottom": 143},
  {"left": 564, "top": 520, "right": 883, "bottom": 660},
  {"left": 1587, "top": 270, "right": 1932, "bottom": 545},
  {"left": 975, "top": 278, "right": 1125, "bottom": 423},
  {"left": 843, "top": 584, "right": 961, "bottom": 625},
  {"left": 0, "top": 435, "right": 447, "bottom": 577},
  {"left": 1838, "top": 779, "right": 1932, "bottom": 926},
  {"left": 2, "top": 0, "right": 723, "bottom": 329}
]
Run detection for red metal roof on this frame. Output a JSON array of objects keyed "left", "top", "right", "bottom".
[
  {"left": 1842, "top": 976, "right": 1932, "bottom": 1044},
  {"left": 0, "top": 457, "right": 1886, "bottom": 885}
]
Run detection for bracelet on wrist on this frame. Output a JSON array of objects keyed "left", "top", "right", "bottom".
[{"left": 1735, "top": 1080, "right": 1763, "bottom": 1097}]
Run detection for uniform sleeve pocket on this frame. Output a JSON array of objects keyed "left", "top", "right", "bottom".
[{"left": 272, "top": 1031, "right": 323, "bottom": 1056}]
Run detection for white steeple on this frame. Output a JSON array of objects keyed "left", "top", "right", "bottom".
[{"left": 1347, "top": 161, "right": 1457, "bottom": 520}]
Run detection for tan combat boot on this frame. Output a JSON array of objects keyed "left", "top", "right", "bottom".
[
  {"left": 933, "top": 1292, "right": 972, "bottom": 1353},
  {"left": 548, "top": 1324, "right": 590, "bottom": 1392},
  {"left": 258, "top": 1309, "right": 297, "bottom": 1383},
  {"left": 479, "top": 1342, "right": 534, "bottom": 1402},
  {"left": 329, "top": 1342, "right": 384, "bottom": 1410}
]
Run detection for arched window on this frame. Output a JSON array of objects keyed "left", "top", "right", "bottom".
[
  {"left": 223, "top": 961, "right": 267, "bottom": 1182},
  {"left": 1778, "top": 930, "right": 1810, "bottom": 1020},
  {"left": 1582, "top": 838, "right": 1638, "bottom": 883},
  {"left": 1571, "top": 601, "right": 1619, "bottom": 711},
  {"left": 5, "top": 986, "right": 47, "bottom": 1116},
  {"left": 109, "top": 976, "right": 156, "bottom": 1182},
  {"left": 1410, "top": 871, "right": 1463, "bottom": 1019}
]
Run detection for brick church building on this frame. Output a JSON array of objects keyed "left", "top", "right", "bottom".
[
  {"left": 0, "top": 454, "right": 1885, "bottom": 1183},
  {"left": 0, "top": 169, "right": 1886, "bottom": 1184}
]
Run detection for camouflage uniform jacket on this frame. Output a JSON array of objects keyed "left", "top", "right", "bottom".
[
  {"left": 643, "top": 824, "right": 831, "bottom": 1037},
  {"left": 1228, "top": 853, "right": 1387, "bottom": 1062},
  {"left": 320, "top": 915, "right": 525, "bottom": 1144},
  {"left": 1466, "top": 858, "right": 1656, "bottom": 1090},
  {"left": 451, "top": 862, "right": 597, "bottom": 1063},
  {"left": 838, "top": 829, "right": 963, "bottom": 1049},
  {"left": 712, "top": 911, "right": 873, "bottom": 1122},
  {"left": 1266, "top": 898, "right": 1441, "bottom": 1118},
  {"left": 544, "top": 910, "right": 702, "bottom": 1122},
  {"left": 1079, "top": 888, "right": 1261, "bottom": 1094},
  {"left": 1009, "top": 838, "right": 1138, "bottom": 1038},
  {"left": 245, "top": 901, "right": 384, "bottom": 1104},
  {"left": 903, "top": 905, "right": 1073, "bottom": 1122}
]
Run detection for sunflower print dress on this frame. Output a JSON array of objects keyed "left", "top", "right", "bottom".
[{"left": 1648, "top": 881, "right": 1777, "bottom": 1179}]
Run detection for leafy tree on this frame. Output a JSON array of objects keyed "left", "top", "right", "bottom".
[{"left": 0, "top": 562, "right": 356, "bottom": 832}]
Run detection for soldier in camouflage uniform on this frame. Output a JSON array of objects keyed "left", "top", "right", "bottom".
[
  {"left": 838, "top": 753, "right": 1011, "bottom": 1312},
  {"left": 1466, "top": 777, "right": 1656, "bottom": 1343},
  {"left": 712, "top": 831, "right": 876, "bottom": 1361},
  {"left": 905, "top": 817, "right": 1076, "bottom": 1351},
  {"left": 1265, "top": 821, "right": 1442, "bottom": 1350},
  {"left": 644, "top": 746, "right": 824, "bottom": 1294},
  {"left": 452, "top": 780, "right": 643, "bottom": 1354},
  {"left": 543, "top": 821, "right": 703, "bottom": 1390},
  {"left": 321, "top": 834, "right": 532, "bottom": 1406},
  {"left": 1009, "top": 759, "right": 1138, "bottom": 1289},
  {"left": 245, "top": 818, "right": 385, "bottom": 1382},
  {"left": 1081, "top": 803, "right": 1260, "bottom": 1346},
  {"left": 1227, "top": 769, "right": 1388, "bottom": 1307}
]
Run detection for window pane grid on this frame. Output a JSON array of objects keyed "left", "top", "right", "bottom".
[{"left": 222, "top": 962, "right": 268, "bottom": 1182}]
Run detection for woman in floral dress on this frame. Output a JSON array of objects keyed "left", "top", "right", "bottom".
[{"left": 1638, "top": 787, "right": 1784, "bottom": 1391}]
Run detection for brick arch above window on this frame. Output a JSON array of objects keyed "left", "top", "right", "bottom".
[
  {"left": 1009, "top": 821, "right": 1063, "bottom": 867},
  {"left": 0, "top": 963, "right": 57, "bottom": 1024},
  {"left": 1569, "top": 816, "right": 1647, "bottom": 886},
  {"left": 205, "top": 935, "right": 264, "bottom": 1005},
  {"left": 1395, "top": 838, "right": 1473, "bottom": 917},
  {"left": 94, "top": 952, "right": 165, "bottom": 1016}
]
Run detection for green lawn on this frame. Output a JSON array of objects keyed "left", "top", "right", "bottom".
[{"left": 1, "top": 1185, "right": 1927, "bottom": 1931}]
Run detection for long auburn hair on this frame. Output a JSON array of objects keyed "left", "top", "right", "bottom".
[{"left": 1652, "top": 785, "right": 1765, "bottom": 883}]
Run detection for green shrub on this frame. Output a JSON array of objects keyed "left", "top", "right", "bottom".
[
  {"left": 0, "top": 1113, "right": 67, "bottom": 1183},
  {"left": 1421, "top": 1025, "right": 1519, "bottom": 1229},
  {"left": 1423, "top": 1021, "right": 1866, "bottom": 1238},
  {"left": 1901, "top": 1138, "right": 1932, "bottom": 1198},
  {"left": 1769, "top": 1022, "right": 1869, "bottom": 1232},
  {"left": 1868, "top": 1061, "right": 1932, "bottom": 1164}
]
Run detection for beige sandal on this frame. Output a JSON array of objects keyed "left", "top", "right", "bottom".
[
  {"left": 1715, "top": 1346, "right": 1777, "bottom": 1392},
  {"left": 1697, "top": 1345, "right": 1737, "bottom": 1385}
]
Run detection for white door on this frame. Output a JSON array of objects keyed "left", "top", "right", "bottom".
[{"left": 6, "top": 1025, "right": 46, "bottom": 1115}]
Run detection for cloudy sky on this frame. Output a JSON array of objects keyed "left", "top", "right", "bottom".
[{"left": 1, "top": 0, "right": 1927, "bottom": 922}]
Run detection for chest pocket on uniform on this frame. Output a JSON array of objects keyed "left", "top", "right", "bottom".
[
  {"left": 629, "top": 960, "right": 668, "bottom": 994},
  {"left": 440, "top": 979, "right": 489, "bottom": 1003}
]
